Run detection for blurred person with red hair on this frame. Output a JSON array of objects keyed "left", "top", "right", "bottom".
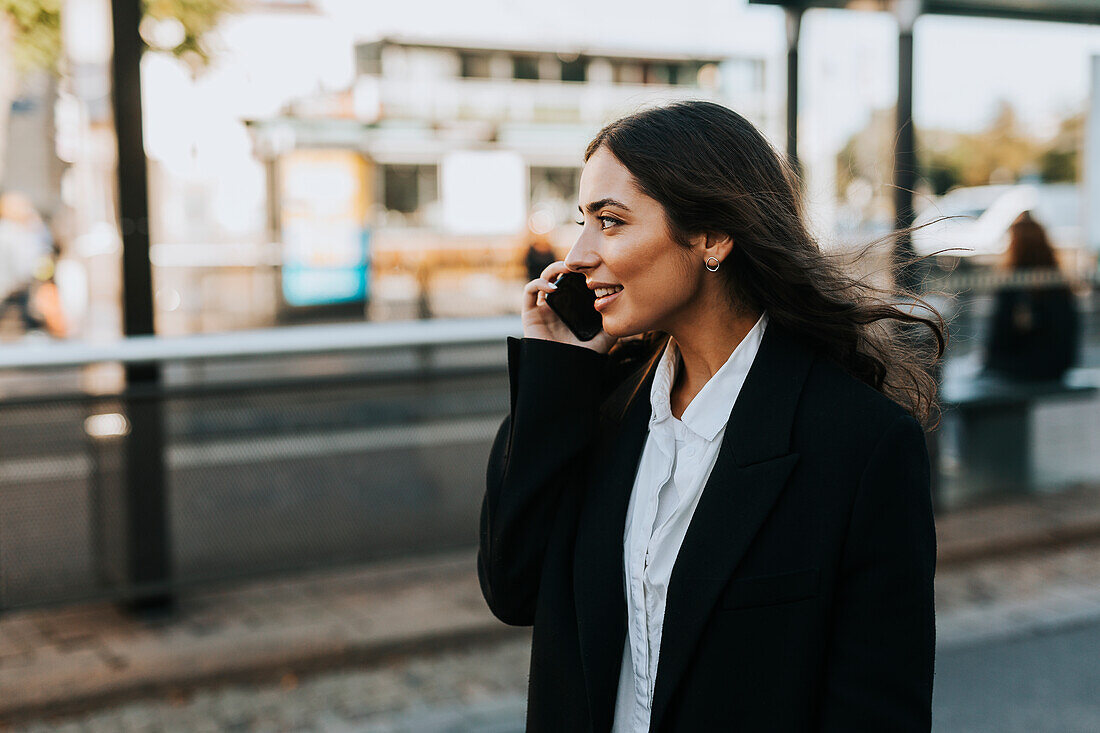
[{"left": 981, "top": 210, "right": 1080, "bottom": 381}]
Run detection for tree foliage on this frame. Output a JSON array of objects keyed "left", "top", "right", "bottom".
[
  {"left": 144, "top": 0, "right": 234, "bottom": 65},
  {"left": 1038, "top": 112, "right": 1083, "bottom": 183},
  {"left": 2, "top": 0, "right": 234, "bottom": 74},
  {"left": 838, "top": 99, "right": 1083, "bottom": 203},
  {"left": 2, "top": 0, "right": 61, "bottom": 72}
]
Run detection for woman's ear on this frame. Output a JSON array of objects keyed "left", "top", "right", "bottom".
[{"left": 700, "top": 232, "right": 734, "bottom": 266}]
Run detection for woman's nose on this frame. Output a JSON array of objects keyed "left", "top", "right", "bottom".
[
  {"left": 564, "top": 240, "right": 598, "bottom": 272},
  {"left": 563, "top": 258, "right": 590, "bottom": 274}
]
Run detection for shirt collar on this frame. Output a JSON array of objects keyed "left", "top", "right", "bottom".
[{"left": 649, "top": 310, "right": 770, "bottom": 441}]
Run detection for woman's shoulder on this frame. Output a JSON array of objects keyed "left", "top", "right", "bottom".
[{"left": 803, "top": 351, "right": 917, "bottom": 438}]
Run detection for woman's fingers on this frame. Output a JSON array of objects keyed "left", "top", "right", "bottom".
[
  {"left": 523, "top": 277, "right": 560, "bottom": 310},
  {"left": 527, "top": 261, "right": 575, "bottom": 308},
  {"left": 540, "top": 260, "right": 573, "bottom": 285}
]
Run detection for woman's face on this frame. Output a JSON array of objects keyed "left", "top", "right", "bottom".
[{"left": 566, "top": 145, "right": 702, "bottom": 338}]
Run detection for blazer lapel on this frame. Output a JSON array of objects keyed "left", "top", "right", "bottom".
[
  {"left": 572, "top": 322, "right": 816, "bottom": 733},
  {"left": 648, "top": 321, "right": 815, "bottom": 732},
  {"left": 574, "top": 342, "right": 662, "bottom": 732}
]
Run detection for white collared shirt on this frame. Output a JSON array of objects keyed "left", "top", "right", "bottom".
[{"left": 611, "top": 311, "right": 770, "bottom": 733}]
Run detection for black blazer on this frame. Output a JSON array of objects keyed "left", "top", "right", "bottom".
[{"left": 478, "top": 319, "right": 936, "bottom": 732}]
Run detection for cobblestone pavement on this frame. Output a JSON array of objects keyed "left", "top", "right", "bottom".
[
  {"left": 5, "top": 535, "right": 1100, "bottom": 732},
  {"left": 4, "top": 637, "right": 533, "bottom": 732},
  {"left": 0, "top": 550, "right": 512, "bottom": 723},
  {"left": 935, "top": 538, "right": 1100, "bottom": 648}
]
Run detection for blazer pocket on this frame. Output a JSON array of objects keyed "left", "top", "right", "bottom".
[{"left": 721, "top": 567, "right": 820, "bottom": 609}]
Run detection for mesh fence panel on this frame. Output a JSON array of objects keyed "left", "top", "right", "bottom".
[{"left": 0, "top": 353, "right": 509, "bottom": 610}]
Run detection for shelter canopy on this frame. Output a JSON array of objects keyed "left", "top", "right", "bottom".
[{"left": 747, "top": 1, "right": 1100, "bottom": 25}]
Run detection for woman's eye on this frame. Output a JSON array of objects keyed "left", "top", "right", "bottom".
[{"left": 575, "top": 215, "right": 622, "bottom": 229}]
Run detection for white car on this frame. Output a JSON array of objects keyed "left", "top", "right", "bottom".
[{"left": 911, "top": 183, "right": 1082, "bottom": 261}]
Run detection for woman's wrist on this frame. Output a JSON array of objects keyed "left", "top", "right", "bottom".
[
  {"left": 522, "top": 336, "right": 611, "bottom": 355},
  {"left": 507, "top": 336, "right": 609, "bottom": 409}
]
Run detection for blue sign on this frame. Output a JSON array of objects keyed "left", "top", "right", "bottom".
[{"left": 282, "top": 228, "right": 371, "bottom": 307}]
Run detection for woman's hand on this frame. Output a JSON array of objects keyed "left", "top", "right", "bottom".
[{"left": 522, "top": 260, "right": 618, "bottom": 354}]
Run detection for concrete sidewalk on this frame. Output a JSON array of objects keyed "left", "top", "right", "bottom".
[
  {"left": 3, "top": 482, "right": 1100, "bottom": 724},
  {"left": 936, "top": 482, "right": 1100, "bottom": 564}
]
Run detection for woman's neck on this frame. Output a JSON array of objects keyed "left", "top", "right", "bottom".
[{"left": 667, "top": 305, "right": 763, "bottom": 408}]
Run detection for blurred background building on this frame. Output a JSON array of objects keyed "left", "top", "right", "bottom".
[
  {"left": 2, "top": 1, "right": 773, "bottom": 340},
  {"left": 243, "top": 35, "right": 766, "bottom": 325}
]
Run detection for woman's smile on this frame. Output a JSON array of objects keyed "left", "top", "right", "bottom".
[{"left": 594, "top": 287, "right": 623, "bottom": 311}]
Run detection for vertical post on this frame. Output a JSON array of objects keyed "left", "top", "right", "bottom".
[
  {"left": 265, "top": 153, "right": 283, "bottom": 326},
  {"left": 784, "top": 6, "right": 803, "bottom": 182},
  {"left": 264, "top": 156, "right": 280, "bottom": 251},
  {"left": 109, "top": 0, "right": 172, "bottom": 613},
  {"left": 1085, "top": 56, "right": 1100, "bottom": 265},
  {"left": 893, "top": 0, "right": 921, "bottom": 294},
  {"left": 891, "top": 0, "right": 942, "bottom": 509}
]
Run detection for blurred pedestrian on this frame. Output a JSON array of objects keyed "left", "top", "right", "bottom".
[
  {"left": 480, "top": 101, "right": 945, "bottom": 732},
  {"left": 981, "top": 210, "right": 1079, "bottom": 381},
  {"left": 0, "top": 191, "right": 53, "bottom": 335},
  {"left": 523, "top": 229, "right": 556, "bottom": 283},
  {"left": 29, "top": 257, "right": 68, "bottom": 338}
]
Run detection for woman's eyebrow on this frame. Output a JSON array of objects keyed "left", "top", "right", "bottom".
[{"left": 578, "top": 198, "right": 632, "bottom": 215}]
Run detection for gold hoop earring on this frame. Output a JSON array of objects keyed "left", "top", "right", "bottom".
[{"left": 705, "top": 256, "right": 720, "bottom": 272}]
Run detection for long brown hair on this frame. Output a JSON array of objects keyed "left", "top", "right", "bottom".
[
  {"left": 1003, "top": 210, "right": 1059, "bottom": 270},
  {"left": 587, "top": 101, "right": 947, "bottom": 429}
]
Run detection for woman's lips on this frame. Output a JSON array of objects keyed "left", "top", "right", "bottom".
[{"left": 594, "top": 288, "right": 621, "bottom": 312}]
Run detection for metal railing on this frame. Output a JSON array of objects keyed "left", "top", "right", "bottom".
[
  {"left": 0, "top": 316, "right": 522, "bottom": 613},
  {"left": 0, "top": 316, "right": 523, "bottom": 371}
]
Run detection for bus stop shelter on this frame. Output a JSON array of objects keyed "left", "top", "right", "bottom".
[{"left": 749, "top": 0, "right": 1100, "bottom": 287}]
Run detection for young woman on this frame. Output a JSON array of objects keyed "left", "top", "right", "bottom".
[{"left": 478, "top": 100, "right": 946, "bottom": 732}]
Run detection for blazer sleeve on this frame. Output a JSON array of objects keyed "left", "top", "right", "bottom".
[
  {"left": 477, "top": 336, "right": 609, "bottom": 626},
  {"left": 819, "top": 413, "right": 937, "bottom": 732}
]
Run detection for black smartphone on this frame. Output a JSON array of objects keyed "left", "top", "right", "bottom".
[{"left": 545, "top": 271, "right": 603, "bottom": 341}]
